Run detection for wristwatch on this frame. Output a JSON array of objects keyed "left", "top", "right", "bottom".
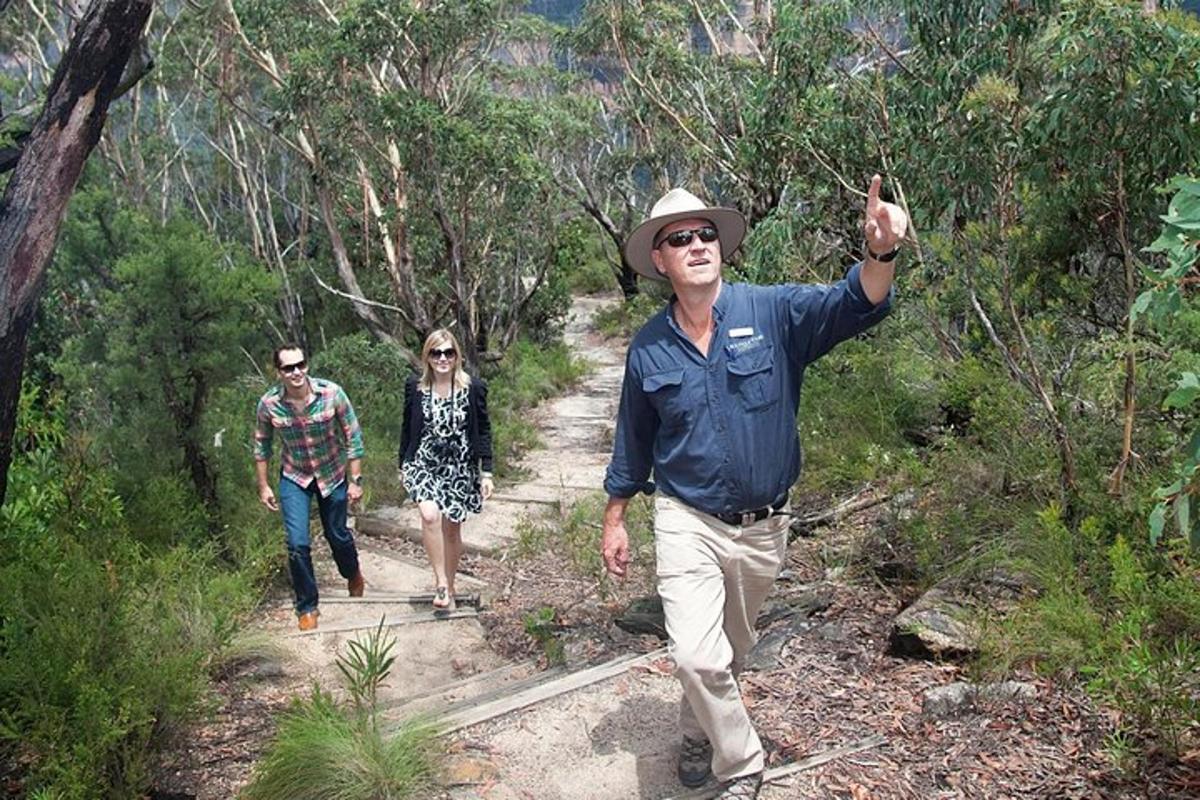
[
  {"left": 351, "top": 475, "right": 364, "bottom": 486},
  {"left": 866, "top": 244, "right": 900, "bottom": 263}
]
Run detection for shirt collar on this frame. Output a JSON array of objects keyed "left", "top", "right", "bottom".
[
  {"left": 712, "top": 280, "right": 731, "bottom": 323},
  {"left": 275, "top": 376, "right": 319, "bottom": 404},
  {"left": 666, "top": 279, "right": 729, "bottom": 321}
]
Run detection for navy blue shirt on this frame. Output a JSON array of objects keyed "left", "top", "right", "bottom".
[{"left": 604, "top": 263, "right": 892, "bottom": 516}]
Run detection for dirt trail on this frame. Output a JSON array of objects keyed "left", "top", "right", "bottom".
[{"left": 160, "top": 293, "right": 1156, "bottom": 800}]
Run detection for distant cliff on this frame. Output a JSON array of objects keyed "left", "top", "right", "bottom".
[{"left": 526, "top": 0, "right": 587, "bottom": 25}]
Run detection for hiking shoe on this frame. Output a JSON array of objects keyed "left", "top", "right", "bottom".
[
  {"left": 678, "top": 736, "right": 712, "bottom": 788},
  {"left": 348, "top": 570, "right": 365, "bottom": 597},
  {"left": 715, "top": 771, "right": 762, "bottom": 799},
  {"left": 297, "top": 610, "right": 319, "bottom": 631}
]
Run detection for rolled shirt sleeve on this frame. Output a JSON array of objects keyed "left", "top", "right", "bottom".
[
  {"left": 603, "top": 349, "right": 658, "bottom": 499},
  {"left": 335, "top": 387, "right": 365, "bottom": 460},
  {"left": 785, "top": 261, "right": 893, "bottom": 366},
  {"left": 253, "top": 398, "right": 274, "bottom": 461}
]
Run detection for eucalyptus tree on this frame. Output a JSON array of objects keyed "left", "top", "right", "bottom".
[
  {"left": 0, "top": 0, "right": 153, "bottom": 505},
  {"left": 1027, "top": 2, "right": 1200, "bottom": 493},
  {"left": 571, "top": 1, "right": 881, "bottom": 226},
  {"left": 891, "top": 0, "right": 1200, "bottom": 500},
  {"left": 199, "top": 0, "right": 574, "bottom": 365}
]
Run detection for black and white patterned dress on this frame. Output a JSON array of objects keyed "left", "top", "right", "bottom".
[{"left": 402, "top": 387, "right": 482, "bottom": 522}]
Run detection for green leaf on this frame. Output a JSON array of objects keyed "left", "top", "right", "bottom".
[
  {"left": 1164, "top": 373, "right": 1200, "bottom": 409},
  {"left": 1169, "top": 177, "right": 1200, "bottom": 197},
  {"left": 1131, "top": 290, "right": 1156, "bottom": 320},
  {"left": 1168, "top": 191, "right": 1200, "bottom": 220},
  {"left": 1149, "top": 503, "right": 1167, "bottom": 546},
  {"left": 1143, "top": 228, "right": 1184, "bottom": 253},
  {"left": 1155, "top": 478, "right": 1185, "bottom": 499},
  {"left": 1176, "top": 495, "right": 1191, "bottom": 540}
]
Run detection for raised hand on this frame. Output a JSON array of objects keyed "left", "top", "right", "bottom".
[{"left": 864, "top": 174, "right": 908, "bottom": 258}]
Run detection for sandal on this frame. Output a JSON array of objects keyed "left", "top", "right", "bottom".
[{"left": 433, "top": 586, "right": 451, "bottom": 609}]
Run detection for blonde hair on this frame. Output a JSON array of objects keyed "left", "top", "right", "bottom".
[{"left": 419, "top": 328, "right": 471, "bottom": 393}]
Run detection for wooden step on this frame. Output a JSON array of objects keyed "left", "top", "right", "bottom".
[
  {"left": 662, "top": 735, "right": 888, "bottom": 799},
  {"left": 407, "top": 647, "right": 667, "bottom": 735},
  {"left": 379, "top": 659, "right": 540, "bottom": 718},
  {"left": 314, "top": 591, "right": 481, "bottom": 607},
  {"left": 288, "top": 608, "right": 479, "bottom": 637}
]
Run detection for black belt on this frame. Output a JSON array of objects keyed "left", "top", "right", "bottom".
[{"left": 711, "top": 498, "right": 788, "bottom": 527}]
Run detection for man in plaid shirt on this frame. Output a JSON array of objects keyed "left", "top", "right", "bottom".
[{"left": 254, "top": 343, "right": 367, "bottom": 630}]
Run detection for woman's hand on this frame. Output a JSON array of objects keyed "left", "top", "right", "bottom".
[{"left": 481, "top": 475, "right": 494, "bottom": 500}]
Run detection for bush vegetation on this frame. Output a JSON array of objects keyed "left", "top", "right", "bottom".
[
  {"left": 243, "top": 621, "right": 438, "bottom": 800},
  {"left": 0, "top": 187, "right": 582, "bottom": 795},
  {"left": 5, "top": 0, "right": 1200, "bottom": 791}
]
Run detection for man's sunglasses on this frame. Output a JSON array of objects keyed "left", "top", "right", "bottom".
[
  {"left": 279, "top": 360, "right": 307, "bottom": 374},
  {"left": 656, "top": 225, "right": 719, "bottom": 249},
  {"left": 430, "top": 348, "right": 457, "bottom": 360}
]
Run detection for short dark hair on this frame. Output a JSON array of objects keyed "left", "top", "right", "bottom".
[{"left": 273, "top": 342, "right": 305, "bottom": 369}]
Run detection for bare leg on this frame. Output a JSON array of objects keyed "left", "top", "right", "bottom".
[
  {"left": 418, "top": 501, "right": 449, "bottom": 605},
  {"left": 442, "top": 517, "right": 463, "bottom": 608}
]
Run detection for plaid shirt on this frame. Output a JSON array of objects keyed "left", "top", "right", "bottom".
[{"left": 254, "top": 377, "right": 365, "bottom": 498}]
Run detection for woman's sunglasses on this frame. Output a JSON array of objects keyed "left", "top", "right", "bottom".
[
  {"left": 656, "top": 226, "right": 719, "bottom": 249},
  {"left": 430, "top": 348, "right": 457, "bottom": 361},
  {"left": 278, "top": 360, "right": 307, "bottom": 374}
]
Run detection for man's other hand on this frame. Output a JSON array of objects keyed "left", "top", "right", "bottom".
[
  {"left": 602, "top": 522, "right": 632, "bottom": 578},
  {"left": 347, "top": 482, "right": 364, "bottom": 505},
  {"left": 259, "top": 485, "right": 278, "bottom": 512}
]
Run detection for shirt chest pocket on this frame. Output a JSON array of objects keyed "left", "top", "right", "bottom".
[
  {"left": 726, "top": 344, "right": 778, "bottom": 411},
  {"left": 283, "top": 405, "right": 335, "bottom": 431},
  {"left": 642, "top": 369, "right": 690, "bottom": 432}
]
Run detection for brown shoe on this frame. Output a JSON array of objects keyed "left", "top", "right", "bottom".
[
  {"left": 348, "top": 570, "right": 365, "bottom": 597},
  {"left": 297, "top": 610, "right": 319, "bottom": 631}
]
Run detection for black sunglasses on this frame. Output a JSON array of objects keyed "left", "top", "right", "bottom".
[
  {"left": 657, "top": 226, "right": 719, "bottom": 249},
  {"left": 279, "top": 359, "right": 307, "bottom": 374},
  {"left": 430, "top": 347, "right": 457, "bottom": 360}
]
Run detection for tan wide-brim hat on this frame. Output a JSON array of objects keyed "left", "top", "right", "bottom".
[{"left": 624, "top": 188, "right": 747, "bottom": 282}]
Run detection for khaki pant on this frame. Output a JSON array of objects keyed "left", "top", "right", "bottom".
[{"left": 654, "top": 494, "right": 789, "bottom": 781}]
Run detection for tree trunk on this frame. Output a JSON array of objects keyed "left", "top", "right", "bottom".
[{"left": 0, "top": 0, "right": 153, "bottom": 505}]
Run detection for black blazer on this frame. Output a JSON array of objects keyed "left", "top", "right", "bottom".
[{"left": 399, "top": 374, "right": 494, "bottom": 473}]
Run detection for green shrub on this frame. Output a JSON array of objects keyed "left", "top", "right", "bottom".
[
  {"left": 0, "top": 398, "right": 270, "bottom": 798},
  {"left": 242, "top": 689, "right": 437, "bottom": 800},
  {"left": 522, "top": 606, "right": 565, "bottom": 666},
  {"left": 561, "top": 217, "right": 618, "bottom": 295},
  {"left": 798, "top": 334, "right": 934, "bottom": 495},
  {"left": 592, "top": 290, "right": 665, "bottom": 341},
  {"left": 244, "top": 622, "right": 438, "bottom": 800},
  {"left": 568, "top": 257, "right": 619, "bottom": 295},
  {"left": 315, "top": 335, "right": 412, "bottom": 444},
  {"left": 981, "top": 507, "right": 1200, "bottom": 759},
  {"left": 514, "top": 492, "right": 654, "bottom": 597},
  {"left": 0, "top": 521, "right": 260, "bottom": 797}
]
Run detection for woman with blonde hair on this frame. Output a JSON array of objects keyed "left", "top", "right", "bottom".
[{"left": 399, "top": 329, "right": 494, "bottom": 609}]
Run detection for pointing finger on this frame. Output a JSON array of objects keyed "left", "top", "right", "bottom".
[{"left": 866, "top": 174, "right": 882, "bottom": 213}]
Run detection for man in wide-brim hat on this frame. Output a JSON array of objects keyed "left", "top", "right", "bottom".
[{"left": 601, "top": 177, "right": 906, "bottom": 798}]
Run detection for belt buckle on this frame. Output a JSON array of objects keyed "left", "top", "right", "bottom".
[{"left": 741, "top": 510, "right": 755, "bottom": 527}]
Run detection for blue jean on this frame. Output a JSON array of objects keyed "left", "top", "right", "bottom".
[{"left": 279, "top": 476, "right": 360, "bottom": 615}]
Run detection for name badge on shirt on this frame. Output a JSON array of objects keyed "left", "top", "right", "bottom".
[{"left": 729, "top": 326, "right": 754, "bottom": 338}]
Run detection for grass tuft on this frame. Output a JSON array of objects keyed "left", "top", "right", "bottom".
[{"left": 242, "top": 689, "right": 438, "bottom": 800}]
